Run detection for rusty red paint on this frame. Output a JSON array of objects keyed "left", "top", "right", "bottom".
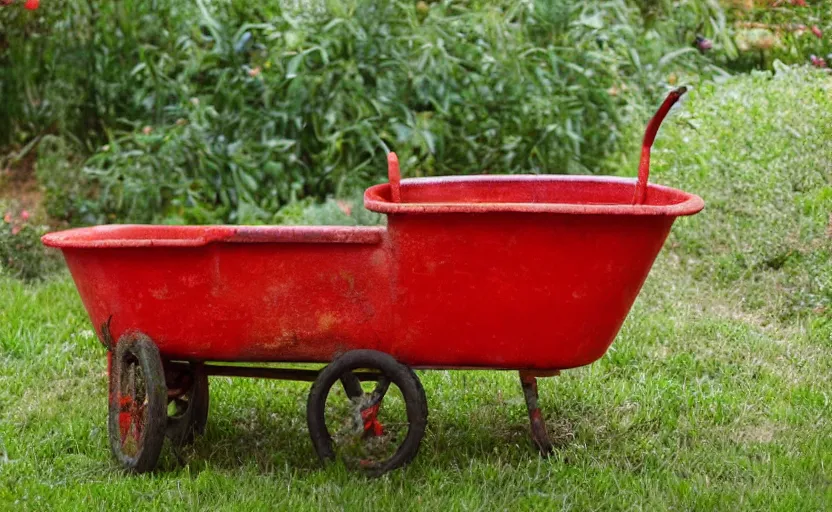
[
  {"left": 42, "top": 90, "right": 702, "bottom": 372},
  {"left": 361, "top": 403, "right": 384, "bottom": 437},
  {"left": 634, "top": 87, "right": 687, "bottom": 205},
  {"left": 42, "top": 225, "right": 385, "bottom": 248},
  {"left": 519, "top": 372, "right": 552, "bottom": 454},
  {"left": 119, "top": 395, "right": 143, "bottom": 447},
  {"left": 387, "top": 152, "right": 402, "bottom": 203}
]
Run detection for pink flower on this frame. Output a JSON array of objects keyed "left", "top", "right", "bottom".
[
  {"left": 3, "top": 212, "right": 11, "bottom": 223},
  {"left": 811, "top": 26, "right": 823, "bottom": 39},
  {"left": 20, "top": 210, "right": 30, "bottom": 221},
  {"left": 810, "top": 55, "right": 828, "bottom": 68},
  {"left": 11, "top": 225, "right": 21, "bottom": 235},
  {"left": 694, "top": 36, "right": 713, "bottom": 53}
]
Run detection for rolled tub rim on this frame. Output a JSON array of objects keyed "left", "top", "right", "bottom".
[
  {"left": 364, "top": 175, "right": 704, "bottom": 217},
  {"left": 41, "top": 225, "right": 387, "bottom": 249}
]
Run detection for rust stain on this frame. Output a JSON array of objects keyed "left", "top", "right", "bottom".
[
  {"left": 253, "top": 331, "right": 302, "bottom": 354},
  {"left": 338, "top": 270, "right": 356, "bottom": 293},
  {"left": 317, "top": 312, "right": 337, "bottom": 331}
]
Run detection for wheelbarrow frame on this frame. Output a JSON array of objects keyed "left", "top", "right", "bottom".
[{"left": 42, "top": 88, "right": 702, "bottom": 475}]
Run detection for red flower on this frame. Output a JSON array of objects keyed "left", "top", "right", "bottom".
[
  {"left": 21, "top": 210, "right": 30, "bottom": 221},
  {"left": 811, "top": 26, "right": 823, "bottom": 39},
  {"left": 24, "top": 0, "right": 39, "bottom": 10},
  {"left": 810, "top": 55, "right": 828, "bottom": 68}
]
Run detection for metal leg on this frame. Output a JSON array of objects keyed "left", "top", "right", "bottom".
[
  {"left": 340, "top": 372, "right": 364, "bottom": 400},
  {"left": 519, "top": 371, "right": 554, "bottom": 456}
]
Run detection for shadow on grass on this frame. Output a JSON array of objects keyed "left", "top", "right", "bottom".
[{"left": 159, "top": 401, "right": 592, "bottom": 476}]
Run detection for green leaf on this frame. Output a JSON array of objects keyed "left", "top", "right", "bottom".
[{"left": 286, "top": 54, "right": 303, "bottom": 79}]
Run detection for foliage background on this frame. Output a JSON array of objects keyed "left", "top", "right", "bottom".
[
  {"left": 2, "top": 0, "right": 735, "bottom": 227},
  {"left": 0, "top": 0, "right": 830, "bottom": 270}
]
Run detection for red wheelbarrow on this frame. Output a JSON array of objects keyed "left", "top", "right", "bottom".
[{"left": 42, "top": 88, "right": 702, "bottom": 475}]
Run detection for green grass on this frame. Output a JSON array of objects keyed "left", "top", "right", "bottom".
[{"left": 1, "top": 69, "right": 831, "bottom": 510}]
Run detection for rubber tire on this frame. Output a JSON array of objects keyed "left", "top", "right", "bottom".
[
  {"left": 108, "top": 332, "right": 168, "bottom": 474},
  {"left": 307, "top": 350, "right": 428, "bottom": 477},
  {"left": 166, "top": 362, "right": 209, "bottom": 446}
]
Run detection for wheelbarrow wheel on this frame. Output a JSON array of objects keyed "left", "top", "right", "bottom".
[
  {"left": 307, "top": 350, "right": 428, "bottom": 476},
  {"left": 165, "top": 362, "right": 209, "bottom": 447},
  {"left": 108, "top": 332, "right": 167, "bottom": 473}
]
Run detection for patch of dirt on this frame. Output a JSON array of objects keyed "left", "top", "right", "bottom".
[
  {"left": 827, "top": 213, "right": 831, "bottom": 239},
  {"left": 733, "top": 423, "right": 778, "bottom": 445},
  {"left": 1, "top": 148, "right": 43, "bottom": 214},
  {"left": 708, "top": 302, "right": 778, "bottom": 333}
]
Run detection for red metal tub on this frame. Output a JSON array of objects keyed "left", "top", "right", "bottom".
[{"left": 44, "top": 174, "right": 701, "bottom": 370}]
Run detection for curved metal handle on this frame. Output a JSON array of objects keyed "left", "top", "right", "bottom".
[
  {"left": 387, "top": 152, "right": 402, "bottom": 203},
  {"left": 633, "top": 86, "right": 688, "bottom": 205}
]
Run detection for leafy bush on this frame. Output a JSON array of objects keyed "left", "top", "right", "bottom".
[
  {"left": 34, "top": 136, "right": 92, "bottom": 223},
  {"left": 0, "top": 202, "right": 60, "bottom": 280},
  {"left": 4, "top": 0, "right": 722, "bottom": 224},
  {"left": 0, "top": 0, "right": 198, "bottom": 146}
]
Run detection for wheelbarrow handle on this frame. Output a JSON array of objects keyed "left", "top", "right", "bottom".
[
  {"left": 387, "top": 152, "right": 402, "bottom": 203},
  {"left": 632, "top": 86, "right": 688, "bottom": 205}
]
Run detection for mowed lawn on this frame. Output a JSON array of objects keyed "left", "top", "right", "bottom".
[{"left": 1, "top": 70, "right": 830, "bottom": 510}]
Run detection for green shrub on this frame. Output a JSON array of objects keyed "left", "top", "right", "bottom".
[
  {"left": 3, "top": 0, "right": 742, "bottom": 225},
  {"left": 0, "top": 0, "right": 201, "bottom": 146},
  {"left": 34, "top": 136, "right": 92, "bottom": 224},
  {"left": 56, "top": 0, "right": 716, "bottom": 224},
  {"left": 0, "top": 203, "right": 60, "bottom": 281}
]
